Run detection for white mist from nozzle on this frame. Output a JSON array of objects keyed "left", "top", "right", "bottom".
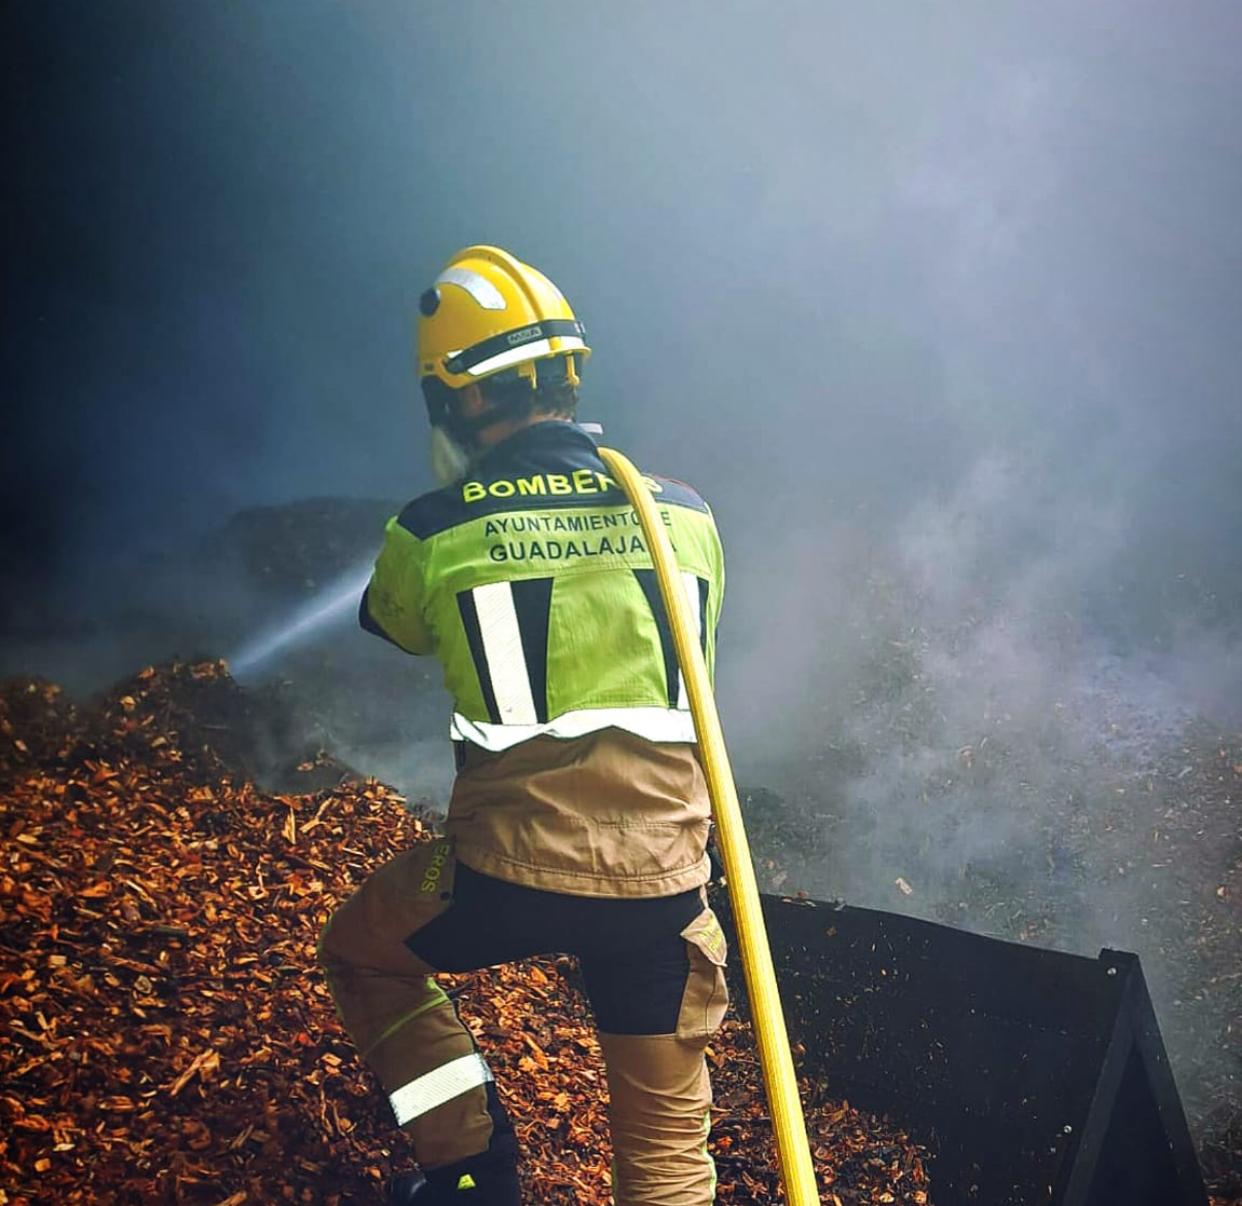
[{"left": 228, "top": 561, "right": 374, "bottom": 679}]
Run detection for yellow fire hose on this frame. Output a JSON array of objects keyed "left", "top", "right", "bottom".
[{"left": 598, "top": 446, "right": 821, "bottom": 1205}]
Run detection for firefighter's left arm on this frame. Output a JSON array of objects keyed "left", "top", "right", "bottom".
[
  {"left": 703, "top": 505, "right": 725, "bottom": 683},
  {"left": 359, "top": 517, "right": 434, "bottom": 655}
]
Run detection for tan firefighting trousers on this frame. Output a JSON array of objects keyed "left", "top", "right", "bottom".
[{"left": 319, "top": 840, "right": 728, "bottom": 1204}]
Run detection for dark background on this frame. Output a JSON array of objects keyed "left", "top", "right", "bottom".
[
  {"left": 7, "top": 2, "right": 1241, "bottom": 616},
  {"left": 4, "top": 2, "right": 1241, "bottom": 1163}
]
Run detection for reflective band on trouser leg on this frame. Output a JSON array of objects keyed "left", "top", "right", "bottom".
[{"left": 390, "top": 1052, "right": 495, "bottom": 1127}]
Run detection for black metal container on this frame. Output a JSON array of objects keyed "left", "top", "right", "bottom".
[{"left": 716, "top": 893, "right": 1209, "bottom": 1205}]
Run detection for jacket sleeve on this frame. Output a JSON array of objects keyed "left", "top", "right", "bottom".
[
  {"left": 359, "top": 516, "right": 434, "bottom": 655},
  {"left": 705, "top": 507, "right": 725, "bottom": 682},
  {"left": 707, "top": 507, "right": 725, "bottom": 625}
]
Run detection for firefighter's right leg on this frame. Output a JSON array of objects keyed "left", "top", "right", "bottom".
[
  {"left": 317, "top": 840, "right": 521, "bottom": 1204},
  {"left": 582, "top": 895, "right": 730, "bottom": 1206}
]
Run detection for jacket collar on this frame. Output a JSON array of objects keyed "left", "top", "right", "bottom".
[{"left": 476, "top": 420, "right": 598, "bottom": 470}]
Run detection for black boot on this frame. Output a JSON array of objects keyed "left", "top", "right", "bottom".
[
  {"left": 389, "top": 1170, "right": 428, "bottom": 1203},
  {"left": 388, "top": 1154, "right": 520, "bottom": 1204},
  {"left": 388, "top": 1084, "right": 520, "bottom": 1205}
]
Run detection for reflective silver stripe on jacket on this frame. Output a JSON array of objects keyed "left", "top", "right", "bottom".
[
  {"left": 389, "top": 1052, "right": 494, "bottom": 1127},
  {"left": 675, "top": 569, "right": 702, "bottom": 711},
  {"left": 455, "top": 570, "right": 705, "bottom": 749},
  {"left": 450, "top": 705, "right": 697, "bottom": 751},
  {"left": 472, "top": 580, "right": 539, "bottom": 724}
]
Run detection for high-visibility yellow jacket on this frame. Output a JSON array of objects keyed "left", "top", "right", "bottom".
[{"left": 362, "top": 421, "right": 725, "bottom": 897}]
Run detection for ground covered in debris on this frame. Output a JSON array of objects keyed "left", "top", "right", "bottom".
[{"left": 0, "top": 662, "right": 931, "bottom": 1204}]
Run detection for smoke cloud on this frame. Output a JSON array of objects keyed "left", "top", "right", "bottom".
[{"left": 6, "top": 0, "right": 1241, "bottom": 1141}]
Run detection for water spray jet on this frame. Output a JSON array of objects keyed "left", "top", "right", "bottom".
[{"left": 228, "top": 561, "right": 374, "bottom": 679}]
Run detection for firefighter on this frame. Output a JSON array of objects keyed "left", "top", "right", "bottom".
[{"left": 319, "top": 245, "right": 728, "bottom": 1205}]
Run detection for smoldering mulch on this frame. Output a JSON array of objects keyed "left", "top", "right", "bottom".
[{"left": 0, "top": 661, "right": 930, "bottom": 1204}]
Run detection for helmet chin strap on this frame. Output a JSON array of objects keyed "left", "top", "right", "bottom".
[
  {"left": 428, "top": 425, "right": 473, "bottom": 485},
  {"left": 428, "top": 391, "right": 522, "bottom": 485},
  {"left": 423, "top": 353, "right": 579, "bottom": 483}
]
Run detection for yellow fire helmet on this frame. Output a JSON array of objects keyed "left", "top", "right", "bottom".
[{"left": 417, "top": 246, "right": 590, "bottom": 417}]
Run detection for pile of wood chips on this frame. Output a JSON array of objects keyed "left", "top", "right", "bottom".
[{"left": 0, "top": 661, "right": 930, "bottom": 1204}]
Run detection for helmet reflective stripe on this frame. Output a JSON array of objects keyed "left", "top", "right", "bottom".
[
  {"left": 435, "top": 267, "right": 507, "bottom": 312},
  {"left": 449, "top": 705, "right": 697, "bottom": 751},
  {"left": 444, "top": 318, "right": 587, "bottom": 375},
  {"left": 466, "top": 336, "right": 586, "bottom": 379},
  {"left": 389, "top": 1052, "right": 494, "bottom": 1127}
]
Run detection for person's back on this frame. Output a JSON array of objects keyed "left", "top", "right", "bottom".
[
  {"left": 374, "top": 419, "right": 723, "bottom": 896},
  {"left": 319, "top": 246, "right": 729, "bottom": 1205}
]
